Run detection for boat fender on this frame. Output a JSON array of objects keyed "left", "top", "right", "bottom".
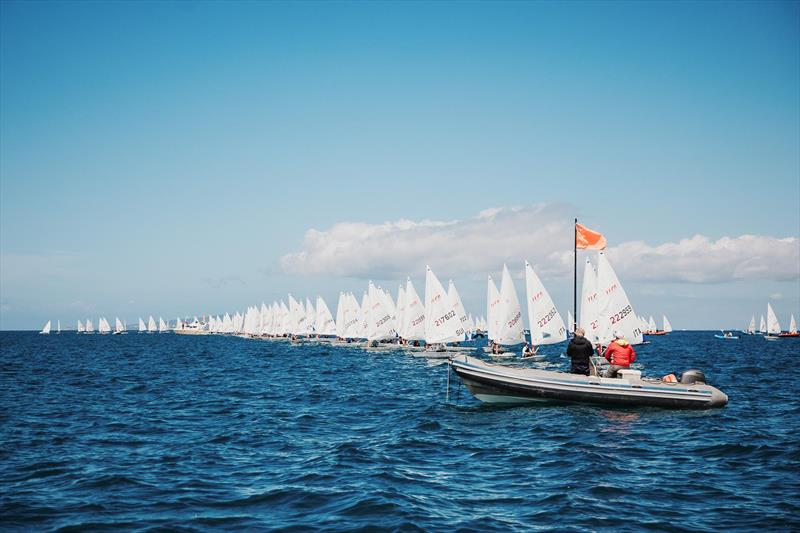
[
  {"left": 662, "top": 374, "right": 678, "bottom": 383},
  {"left": 680, "top": 369, "right": 706, "bottom": 385}
]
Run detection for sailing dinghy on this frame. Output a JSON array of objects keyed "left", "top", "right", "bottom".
[
  {"left": 523, "top": 260, "right": 566, "bottom": 359},
  {"left": 483, "top": 264, "right": 525, "bottom": 358},
  {"left": 423, "top": 266, "right": 464, "bottom": 358},
  {"left": 779, "top": 314, "right": 799, "bottom": 337},
  {"left": 39, "top": 320, "right": 51, "bottom": 335},
  {"left": 765, "top": 303, "right": 781, "bottom": 340}
]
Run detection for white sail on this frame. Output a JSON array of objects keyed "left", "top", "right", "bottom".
[
  {"left": 395, "top": 285, "right": 406, "bottom": 339},
  {"left": 594, "top": 252, "right": 644, "bottom": 345},
  {"left": 759, "top": 315, "right": 766, "bottom": 334},
  {"left": 467, "top": 314, "right": 476, "bottom": 336},
  {"left": 286, "top": 295, "right": 302, "bottom": 335},
  {"left": 335, "top": 293, "right": 346, "bottom": 338},
  {"left": 403, "top": 278, "right": 425, "bottom": 341},
  {"left": 648, "top": 316, "right": 657, "bottom": 332},
  {"left": 158, "top": 317, "right": 167, "bottom": 333},
  {"left": 367, "top": 282, "right": 394, "bottom": 341},
  {"left": 77, "top": 320, "right": 85, "bottom": 333},
  {"left": 359, "top": 292, "right": 370, "bottom": 339},
  {"left": 567, "top": 310, "right": 574, "bottom": 333},
  {"left": 381, "top": 288, "right": 397, "bottom": 335},
  {"left": 766, "top": 303, "right": 781, "bottom": 334},
  {"left": 115, "top": 317, "right": 125, "bottom": 333},
  {"left": 147, "top": 316, "right": 157, "bottom": 332},
  {"left": 315, "top": 296, "right": 336, "bottom": 336},
  {"left": 789, "top": 314, "right": 797, "bottom": 334},
  {"left": 40, "top": 320, "right": 51, "bottom": 334},
  {"left": 663, "top": 315, "right": 673, "bottom": 333},
  {"left": 494, "top": 264, "right": 525, "bottom": 346},
  {"left": 344, "top": 293, "right": 362, "bottom": 339},
  {"left": 57, "top": 320, "right": 61, "bottom": 334},
  {"left": 524, "top": 260, "right": 567, "bottom": 345},
  {"left": 98, "top": 317, "right": 111, "bottom": 334},
  {"left": 447, "top": 280, "right": 469, "bottom": 342},
  {"left": 85, "top": 319, "right": 94, "bottom": 333},
  {"left": 486, "top": 275, "right": 501, "bottom": 341},
  {"left": 138, "top": 318, "right": 146, "bottom": 332},
  {"left": 747, "top": 315, "right": 755, "bottom": 334},
  {"left": 305, "top": 298, "right": 316, "bottom": 335},
  {"left": 424, "top": 266, "right": 464, "bottom": 344},
  {"left": 579, "top": 258, "right": 601, "bottom": 343},
  {"left": 280, "top": 302, "right": 292, "bottom": 335}
]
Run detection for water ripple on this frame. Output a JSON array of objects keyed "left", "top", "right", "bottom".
[{"left": 1, "top": 331, "right": 799, "bottom": 531}]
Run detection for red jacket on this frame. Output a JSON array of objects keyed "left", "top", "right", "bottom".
[{"left": 604, "top": 340, "right": 636, "bottom": 367}]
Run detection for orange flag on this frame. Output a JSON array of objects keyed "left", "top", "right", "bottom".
[{"left": 576, "top": 223, "right": 607, "bottom": 250}]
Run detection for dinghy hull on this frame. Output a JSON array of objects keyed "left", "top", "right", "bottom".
[{"left": 449, "top": 355, "right": 727, "bottom": 409}]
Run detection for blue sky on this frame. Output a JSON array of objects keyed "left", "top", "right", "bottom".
[{"left": 1, "top": 1, "right": 798, "bottom": 330}]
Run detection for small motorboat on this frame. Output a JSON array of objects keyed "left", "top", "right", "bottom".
[
  {"left": 715, "top": 331, "right": 739, "bottom": 340},
  {"left": 449, "top": 354, "right": 728, "bottom": 409}
]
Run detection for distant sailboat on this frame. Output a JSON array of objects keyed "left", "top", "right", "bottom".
[
  {"left": 138, "top": 318, "right": 146, "bottom": 333},
  {"left": 402, "top": 278, "right": 425, "bottom": 342},
  {"left": 39, "top": 320, "right": 51, "bottom": 335},
  {"left": 662, "top": 315, "right": 672, "bottom": 334},
  {"left": 314, "top": 296, "right": 337, "bottom": 337},
  {"left": 158, "top": 317, "right": 167, "bottom": 333},
  {"left": 490, "top": 264, "right": 525, "bottom": 353},
  {"left": 759, "top": 315, "right": 766, "bottom": 335},
  {"left": 77, "top": 320, "right": 85, "bottom": 334},
  {"left": 524, "top": 260, "right": 566, "bottom": 346},
  {"left": 98, "top": 317, "right": 111, "bottom": 334},
  {"left": 765, "top": 303, "right": 781, "bottom": 340},
  {"left": 57, "top": 320, "right": 61, "bottom": 334},
  {"left": 779, "top": 314, "right": 799, "bottom": 337},
  {"left": 85, "top": 319, "right": 95, "bottom": 334},
  {"left": 147, "top": 316, "right": 157, "bottom": 333},
  {"left": 745, "top": 315, "right": 756, "bottom": 335},
  {"left": 114, "top": 317, "right": 126, "bottom": 334},
  {"left": 424, "top": 266, "right": 465, "bottom": 349}
]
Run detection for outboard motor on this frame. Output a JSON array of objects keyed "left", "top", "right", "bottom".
[{"left": 680, "top": 369, "right": 706, "bottom": 385}]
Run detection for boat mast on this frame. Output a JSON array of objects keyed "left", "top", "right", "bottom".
[{"left": 573, "top": 217, "right": 577, "bottom": 333}]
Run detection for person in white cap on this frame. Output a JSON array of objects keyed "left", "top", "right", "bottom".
[{"left": 602, "top": 330, "right": 637, "bottom": 378}]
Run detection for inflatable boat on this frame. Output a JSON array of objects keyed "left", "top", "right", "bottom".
[{"left": 449, "top": 355, "right": 728, "bottom": 409}]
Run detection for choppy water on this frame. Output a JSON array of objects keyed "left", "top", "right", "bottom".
[{"left": 1, "top": 331, "right": 799, "bottom": 531}]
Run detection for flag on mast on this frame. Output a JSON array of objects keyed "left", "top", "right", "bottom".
[{"left": 575, "top": 223, "right": 607, "bottom": 250}]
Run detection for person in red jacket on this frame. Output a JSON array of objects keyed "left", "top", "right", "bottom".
[{"left": 603, "top": 330, "right": 636, "bottom": 378}]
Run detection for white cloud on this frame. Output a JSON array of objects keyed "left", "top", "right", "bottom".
[
  {"left": 281, "top": 204, "right": 573, "bottom": 280},
  {"left": 280, "top": 206, "right": 800, "bottom": 284},
  {"left": 607, "top": 235, "right": 800, "bottom": 283}
]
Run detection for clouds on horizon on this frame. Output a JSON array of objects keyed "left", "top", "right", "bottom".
[{"left": 281, "top": 205, "right": 800, "bottom": 284}]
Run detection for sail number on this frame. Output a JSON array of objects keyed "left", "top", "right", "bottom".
[
  {"left": 507, "top": 311, "right": 521, "bottom": 329},
  {"left": 610, "top": 305, "right": 632, "bottom": 325},
  {"left": 434, "top": 310, "right": 456, "bottom": 327},
  {"left": 537, "top": 307, "right": 557, "bottom": 328}
]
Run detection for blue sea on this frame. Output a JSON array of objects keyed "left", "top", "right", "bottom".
[{"left": 1, "top": 331, "right": 799, "bottom": 532}]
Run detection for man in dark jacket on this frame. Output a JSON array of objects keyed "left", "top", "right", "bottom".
[{"left": 567, "top": 327, "right": 594, "bottom": 375}]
